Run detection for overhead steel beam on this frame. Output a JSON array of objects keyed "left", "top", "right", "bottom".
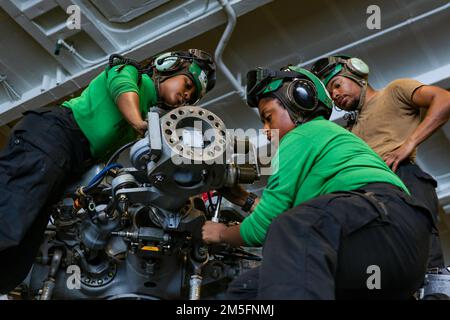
[{"left": 0, "top": 0, "right": 272, "bottom": 125}]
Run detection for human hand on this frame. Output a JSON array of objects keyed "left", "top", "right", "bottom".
[
  {"left": 383, "top": 141, "right": 415, "bottom": 172},
  {"left": 202, "top": 221, "right": 227, "bottom": 245},
  {"left": 133, "top": 120, "right": 148, "bottom": 137}
]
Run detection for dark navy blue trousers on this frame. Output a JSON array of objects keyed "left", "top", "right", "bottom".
[
  {"left": 227, "top": 183, "right": 434, "bottom": 300},
  {"left": 0, "top": 107, "right": 91, "bottom": 293}
]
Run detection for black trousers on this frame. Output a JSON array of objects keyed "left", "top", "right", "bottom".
[
  {"left": 0, "top": 107, "right": 92, "bottom": 294},
  {"left": 396, "top": 162, "right": 444, "bottom": 268},
  {"left": 227, "top": 183, "right": 434, "bottom": 300}
]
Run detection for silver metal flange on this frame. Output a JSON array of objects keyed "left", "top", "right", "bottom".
[{"left": 160, "top": 106, "right": 228, "bottom": 163}]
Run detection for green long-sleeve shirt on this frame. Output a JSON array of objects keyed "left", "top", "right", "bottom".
[
  {"left": 240, "top": 117, "right": 409, "bottom": 246},
  {"left": 63, "top": 65, "right": 158, "bottom": 159}
]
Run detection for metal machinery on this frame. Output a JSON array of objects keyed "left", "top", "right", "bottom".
[{"left": 16, "top": 106, "right": 261, "bottom": 300}]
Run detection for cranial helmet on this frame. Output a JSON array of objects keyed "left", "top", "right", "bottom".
[
  {"left": 246, "top": 66, "right": 334, "bottom": 124},
  {"left": 151, "top": 49, "right": 216, "bottom": 105}
]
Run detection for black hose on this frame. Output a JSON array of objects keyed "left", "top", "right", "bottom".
[
  {"left": 105, "top": 139, "right": 138, "bottom": 167},
  {"left": 81, "top": 134, "right": 138, "bottom": 194},
  {"left": 81, "top": 115, "right": 146, "bottom": 195},
  {"left": 108, "top": 54, "right": 143, "bottom": 86}
]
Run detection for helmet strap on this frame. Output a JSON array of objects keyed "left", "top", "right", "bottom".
[
  {"left": 356, "top": 81, "right": 367, "bottom": 112},
  {"left": 339, "top": 69, "right": 368, "bottom": 113},
  {"left": 271, "top": 90, "right": 306, "bottom": 126},
  {"left": 339, "top": 76, "right": 367, "bottom": 129},
  {"left": 326, "top": 65, "right": 368, "bottom": 128},
  {"left": 152, "top": 73, "right": 172, "bottom": 109}
]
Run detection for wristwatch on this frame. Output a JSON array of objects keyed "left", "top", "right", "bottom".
[{"left": 241, "top": 192, "right": 258, "bottom": 212}]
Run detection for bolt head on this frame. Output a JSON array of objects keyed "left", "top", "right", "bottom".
[{"left": 151, "top": 174, "right": 165, "bottom": 184}]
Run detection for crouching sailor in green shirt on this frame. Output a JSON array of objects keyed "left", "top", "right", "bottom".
[
  {"left": 202, "top": 66, "right": 435, "bottom": 299},
  {"left": 0, "top": 49, "right": 216, "bottom": 293}
]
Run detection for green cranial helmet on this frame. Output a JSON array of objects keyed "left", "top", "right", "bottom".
[
  {"left": 310, "top": 55, "right": 369, "bottom": 111},
  {"left": 152, "top": 49, "right": 216, "bottom": 104},
  {"left": 246, "top": 66, "right": 334, "bottom": 123},
  {"left": 310, "top": 55, "right": 369, "bottom": 87}
]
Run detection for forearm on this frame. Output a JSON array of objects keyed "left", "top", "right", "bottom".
[
  {"left": 221, "top": 185, "right": 259, "bottom": 212},
  {"left": 219, "top": 224, "right": 245, "bottom": 247},
  {"left": 250, "top": 197, "right": 260, "bottom": 212},
  {"left": 116, "top": 92, "right": 146, "bottom": 132},
  {"left": 407, "top": 99, "right": 450, "bottom": 147},
  {"left": 229, "top": 190, "right": 259, "bottom": 213}
]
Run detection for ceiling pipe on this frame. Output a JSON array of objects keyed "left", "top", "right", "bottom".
[
  {"left": 297, "top": 2, "right": 450, "bottom": 68},
  {"left": 55, "top": 0, "right": 214, "bottom": 66},
  {"left": 203, "top": 3, "right": 449, "bottom": 108},
  {"left": 0, "top": 75, "right": 21, "bottom": 101},
  {"left": 55, "top": 39, "right": 108, "bottom": 66},
  {"left": 214, "top": 0, "right": 246, "bottom": 101}
]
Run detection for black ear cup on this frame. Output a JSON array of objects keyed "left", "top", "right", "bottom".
[{"left": 288, "top": 79, "right": 318, "bottom": 112}]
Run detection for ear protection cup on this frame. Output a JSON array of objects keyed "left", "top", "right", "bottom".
[
  {"left": 247, "top": 66, "right": 333, "bottom": 123},
  {"left": 287, "top": 79, "right": 319, "bottom": 112},
  {"left": 310, "top": 55, "right": 369, "bottom": 86},
  {"left": 346, "top": 57, "right": 369, "bottom": 78},
  {"left": 270, "top": 78, "right": 321, "bottom": 124},
  {"left": 154, "top": 52, "right": 183, "bottom": 73}
]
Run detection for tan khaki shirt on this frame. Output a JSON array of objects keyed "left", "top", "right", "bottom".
[{"left": 351, "top": 78, "right": 424, "bottom": 160}]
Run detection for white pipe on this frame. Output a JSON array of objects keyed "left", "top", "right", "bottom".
[
  {"left": 41, "top": 74, "right": 51, "bottom": 92},
  {"left": 57, "top": 39, "right": 108, "bottom": 66},
  {"left": 297, "top": 2, "right": 450, "bottom": 68},
  {"left": 56, "top": 0, "right": 214, "bottom": 65},
  {"left": 0, "top": 75, "right": 20, "bottom": 101},
  {"left": 72, "top": 0, "right": 202, "bottom": 34},
  {"left": 206, "top": 3, "right": 449, "bottom": 105},
  {"left": 215, "top": 0, "right": 246, "bottom": 100},
  {"left": 55, "top": 67, "right": 64, "bottom": 86}
]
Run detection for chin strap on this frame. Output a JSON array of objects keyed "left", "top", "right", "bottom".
[
  {"left": 355, "top": 81, "right": 367, "bottom": 113},
  {"left": 271, "top": 90, "right": 306, "bottom": 126},
  {"left": 338, "top": 65, "right": 368, "bottom": 111},
  {"left": 150, "top": 68, "right": 198, "bottom": 109},
  {"left": 152, "top": 73, "right": 182, "bottom": 110},
  {"left": 338, "top": 70, "right": 368, "bottom": 129},
  {"left": 344, "top": 80, "right": 367, "bottom": 129},
  {"left": 152, "top": 75, "right": 165, "bottom": 108}
]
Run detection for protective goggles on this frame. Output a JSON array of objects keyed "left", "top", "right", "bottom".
[
  {"left": 310, "top": 57, "right": 345, "bottom": 85},
  {"left": 187, "top": 49, "right": 214, "bottom": 65}
]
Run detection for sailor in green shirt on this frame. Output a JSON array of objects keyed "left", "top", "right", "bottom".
[
  {"left": 63, "top": 49, "right": 216, "bottom": 159},
  {"left": 202, "top": 66, "right": 435, "bottom": 299},
  {"left": 0, "top": 49, "right": 216, "bottom": 293}
]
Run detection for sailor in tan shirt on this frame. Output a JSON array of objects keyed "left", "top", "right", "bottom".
[{"left": 311, "top": 55, "right": 450, "bottom": 268}]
